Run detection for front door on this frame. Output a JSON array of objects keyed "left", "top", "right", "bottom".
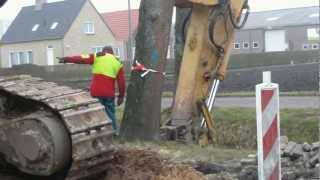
[{"left": 47, "top": 46, "right": 54, "bottom": 66}]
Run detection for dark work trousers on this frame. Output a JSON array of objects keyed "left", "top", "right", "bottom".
[{"left": 98, "top": 97, "right": 117, "bottom": 131}]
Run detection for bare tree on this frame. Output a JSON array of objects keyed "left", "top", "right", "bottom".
[{"left": 120, "top": 0, "right": 174, "bottom": 140}]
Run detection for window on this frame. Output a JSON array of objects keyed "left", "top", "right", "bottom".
[
  {"left": 84, "top": 22, "right": 94, "bottom": 34},
  {"left": 113, "top": 47, "right": 121, "bottom": 57},
  {"left": 132, "top": 47, "right": 136, "bottom": 59},
  {"left": 312, "top": 43, "right": 319, "bottom": 49},
  {"left": 92, "top": 46, "right": 103, "bottom": 53},
  {"left": 243, "top": 42, "right": 249, "bottom": 49},
  {"left": 32, "top": 24, "right": 39, "bottom": 31},
  {"left": 252, "top": 42, "right": 259, "bottom": 48},
  {"left": 309, "top": 13, "right": 319, "bottom": 18},
  {"left": 50, "top": 22, "right": 58, "bottom": 29},
  {"left": 10, "top": 52, "right": 19, "bottom": 66},
  {"left": 28, "top": 51, "right": 33, "bottom": 63},
  {"left": 302, "top": 44, "right": 309, "bottom": 50},
  {"left": 307, "top": 28, "right": 319, "bottom": 41},
  {"left": 19, "top": 52, "right": 27, "bottom": 64},
  {"left": 9, "top": 51, "right": 33, "bottom": 67},
  {"left": 233, "top": 42, "right": 240, "bottom": 49}
]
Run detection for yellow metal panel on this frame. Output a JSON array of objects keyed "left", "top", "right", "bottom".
[
  {"left": 188, "top": 0, "right": 219, "bottom": 6},
  {"left": 171, "top": 5, "right": 210, "bottom": 125},
  {"left": 230, "top": 0, "right": 246, "bottom": 15},
  {"left": 171, "top": 0, "right": 248, "bottom": 135}
]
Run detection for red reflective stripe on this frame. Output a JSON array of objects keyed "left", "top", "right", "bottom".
[
  {"left": 261, "top": 89, "right": 274, "bottom": 111},
  {"left": 269, "top": 162, "right": 280, "bottom": 180},
  {"left": 263, "top": 115, "right": 278, "bottom": 160}
]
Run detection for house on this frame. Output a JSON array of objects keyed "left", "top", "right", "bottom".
[
  {"left": 102, "top": 9, "right": 139, "bottom": 61},
  {"left": 102, "top": 9, "right": 176, "bottom": 62},
  {"left": 232, "top": 6, "right": 320, "bottom": 54},
  {"left": 0, "top": 0, "right": 117, "bottom": 68}
]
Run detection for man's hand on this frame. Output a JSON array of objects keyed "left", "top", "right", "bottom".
[
  {"left": 117, "top": 96, "right": 124, "bottom": 106},
  {"left": 57, "top": 57, "right": 67, "bottom": 63}
]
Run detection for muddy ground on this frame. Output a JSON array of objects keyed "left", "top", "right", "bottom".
[
  {"left": 98, "top": 149, "right": 206, "bottom": 180},
  {"left": 0, "top": 148, "right": 206, "bottom": 180}
]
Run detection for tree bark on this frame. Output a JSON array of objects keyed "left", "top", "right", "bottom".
[{"left": 120, "top": 0, "right": 174, "bottom": 141}]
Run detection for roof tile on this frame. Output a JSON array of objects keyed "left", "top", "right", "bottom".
[{"left": 102, "top": 9, "right": 139, "bottom": 41}]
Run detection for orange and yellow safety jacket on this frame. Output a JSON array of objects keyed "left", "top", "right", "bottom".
[{"left": 65, "top": 53, "right": 125, "bottom": 98}]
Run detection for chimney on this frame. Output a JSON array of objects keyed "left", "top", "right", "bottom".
[{"left": 35, "top": 0, "right": 47, "bottom": 11}]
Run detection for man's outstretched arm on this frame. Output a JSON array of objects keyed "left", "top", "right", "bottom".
[{"left": 58, "top": 54, "right": 95, "bottom": 65}]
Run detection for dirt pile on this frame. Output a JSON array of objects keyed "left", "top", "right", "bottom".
[
  {"left": 280, "top": 137, "right": 320, "bottom": 179},
  {"left": 238, "top": 137, "right": 320, "bottom": 180},
  {"left": 100, "top": 149, "right": 206, "bottom": 180}
]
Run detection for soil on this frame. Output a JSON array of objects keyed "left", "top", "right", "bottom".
[
  {"left": 99, "top": 149, "right": 206, "bottom": 180},
  {"left": 0, "top": 149, "right": 206, "bottom": 180}
]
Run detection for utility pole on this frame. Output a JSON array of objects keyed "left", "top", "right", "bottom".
[{"left": 127, "top": 0, "right": 133, "bottom": 64}]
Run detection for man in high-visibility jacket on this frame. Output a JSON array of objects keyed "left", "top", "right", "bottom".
[{"left": 58, "top": 46, "right": 125, "bottom": 133}]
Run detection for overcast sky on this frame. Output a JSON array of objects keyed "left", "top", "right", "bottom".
[{"left": 0, "top": 0, "right": 318, "bottom": 21}]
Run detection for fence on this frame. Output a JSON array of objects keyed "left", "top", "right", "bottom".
[{"left": 0, "top": 61, "right": 318, "bottom": 93}]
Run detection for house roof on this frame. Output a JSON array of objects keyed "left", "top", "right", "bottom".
[
  {"left": 102, "top": 9, "right": 139, "bottom": 41},
  {"left": 1, "top": 0, "right": 86, "bottom": 44},
  {"left": 243, "top": 6, "right": 319, "bottom": 30}
]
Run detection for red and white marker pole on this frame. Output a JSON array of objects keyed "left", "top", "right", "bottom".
[{"left": 256, "top": 71, "right": 281, "bottom": 180}]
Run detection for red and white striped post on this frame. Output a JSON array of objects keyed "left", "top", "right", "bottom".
[{"left": 256, "top": 71, "right": 281, "bottom": 180}]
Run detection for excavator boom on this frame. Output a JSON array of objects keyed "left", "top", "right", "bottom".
[{"left": 164, "top": 0, "right": 249, "bottom": 141}]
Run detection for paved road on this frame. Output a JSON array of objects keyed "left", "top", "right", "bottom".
[{"left": 162, "top": 96, "right": 319, "bottom": 109}]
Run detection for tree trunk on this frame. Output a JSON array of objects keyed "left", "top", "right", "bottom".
[{"left": 120, "top": 0, "right": 174, "bottom": 141}]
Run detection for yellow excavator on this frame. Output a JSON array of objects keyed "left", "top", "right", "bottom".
[
  {"left": 164, "top": 0, "right": 249, "bottom": 143},
  {"left": 0, "top": 0, "right": 249, "bottom": 179}
]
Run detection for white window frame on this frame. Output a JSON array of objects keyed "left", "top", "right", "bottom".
[
  {"left": 233, "top": 42, "right": 240, "bottom": 49},
  {"left": 252, "top": 41, "right": 259, "bottom": 49},
  {"left": 266, "top": 17, "right": 280, "bottom": 21},
  {"left": 243, "top": 42, "right": 250, "bottom": 49},
  {"left": 113, "top": 47, "right": 121, "bottom": 57},
  {"left": 307, "top": 28, "right": 319, "bottom": 41},
  {"left": 302, "top": 44, "right": 309, "bottom": 50},
  {"left": 32, "top": 24, "right": 39, "bottom": 32},
  {"left": 50, "top": 22, "right": 59, "bottom": 30},
  {"left": 84, "top": 21, "right": 95, "bottom": 34},
  {"left": 92, "top": 46, "right": 103, "bottom": 53},
  {"left": 132, "top": 47, "right": 136, "bottom": 59},
  {"left": 311, "top": 43, "right": 319, "bottom": 50},
  {"left": 309, "top": 13, "right": 319, "bottom": 18},
  {"left": 8, "top": 50, "right": 33, "bottom": 68}
]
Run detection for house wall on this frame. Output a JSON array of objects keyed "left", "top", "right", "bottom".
[
  {"left": 232, "top": 29, "right": 265, "bottom": 54},
  {"left": 63, "top": 1, "right": 117, "bottom": 56},
  {"left": 232, "top": 24, "right": 320, "bottom": 54},
  {"left": 287, "top": 25, "right": 319, "bottom": 51},
  {"left": 0, "top": 39, "right": 63, "bottom": 68}
]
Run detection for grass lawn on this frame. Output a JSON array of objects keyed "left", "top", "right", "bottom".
[
  {"left": 116, "top": 106, "right": 318, "bottom": 148},
  {"left": 213, "top": 107, "right": 319, "bottom": 145}
]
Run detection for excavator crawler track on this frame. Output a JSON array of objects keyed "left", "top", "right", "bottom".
[{"left": 0, "top": 75, "right": 115, "bottom": 180}]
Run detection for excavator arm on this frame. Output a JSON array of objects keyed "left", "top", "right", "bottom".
[{"left": 163, "top": 0, "right": 249, "bottom": 142}]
